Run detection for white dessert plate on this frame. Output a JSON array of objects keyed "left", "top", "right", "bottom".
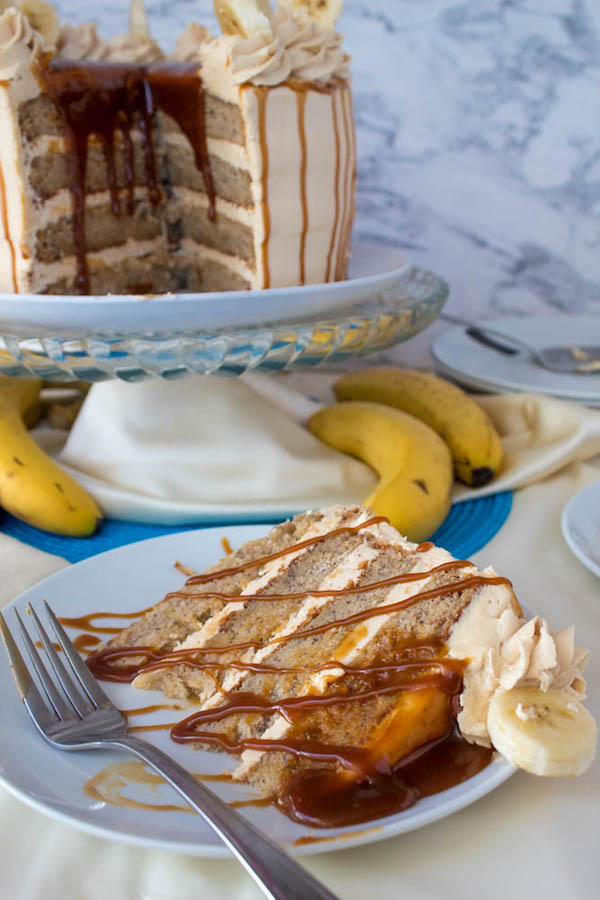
[
  {"left": 431, "top": 315, "right": 600, "bottom": 407},
  {"left": 0, "top": 525, "right": 516, "bottom": 857},
  {"left": 0, "top": 242, "right": 408, "bottom": 335},
  {"left": 561, "top": 481, "right": 600, "bottom": 579}
]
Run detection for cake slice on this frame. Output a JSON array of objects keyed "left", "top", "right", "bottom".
[{"left": 89, "top": 505, "right": 594, "bottom": 826}]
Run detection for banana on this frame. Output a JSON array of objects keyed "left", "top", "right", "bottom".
[
  {"left": 213, "top": 0, "right": 273, "bottom": 39},
  {"left": 487, "top": 685, "right": 597, "bottom": 777},
  {"left": 0, "top": 376, "right": 102, "bottom": 536},
  {"left": 129, "top": 0, "right": 150, "bottom": 40},
  {"left": 334, "top": 368, "right": 503, "bottom": 487},
  {"left": 308, "top": 401, "right": 453, "bottom": 541},
  {"left": 279, "top": 0, "right": 344, "bottom": 28},
  {"left": 17, "top": 0, "right": 60, "bottom": 49}
]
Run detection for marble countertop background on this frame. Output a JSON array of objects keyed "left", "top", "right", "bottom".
[{"left": 54, "top": 0, "right": 600, "bottom": 360}]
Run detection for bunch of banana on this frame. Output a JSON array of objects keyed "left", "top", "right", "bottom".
[
  {"left": 309, "top": 401, "right": 453, "bottom": 541},
  {"left": 0, "top": 376, "right": 101, "bottom": 536},
  {"left": 0, "top": 0, "right": 61, "bottom": 48},
  {"left": 334, "top": 368, "right": 503, "bottom": 487},
  {"left": 487, "top": 685, "right": 596, "bottom": 777}
]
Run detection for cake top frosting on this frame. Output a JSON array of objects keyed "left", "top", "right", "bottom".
[
  {"left": 1, "top": 0, "right": 349, "bottom": 87},
  {"left": 175, "top": 6, "right": 349, "bottom": 86},
  {"left": 0, "top": 7, "right": 43, "bottom": 79}
]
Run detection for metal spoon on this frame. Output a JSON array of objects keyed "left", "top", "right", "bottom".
[{"left": 440, "top": 315, "right": 600, "bottom": 374}]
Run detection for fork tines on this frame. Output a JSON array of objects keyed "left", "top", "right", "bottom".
[{"left": 0, "top": 601, "right": 116, "bottom": 731}]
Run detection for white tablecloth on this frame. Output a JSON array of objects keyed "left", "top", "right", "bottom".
[{"left": 0, "top": 460, "right": 598, "bottom": 900}]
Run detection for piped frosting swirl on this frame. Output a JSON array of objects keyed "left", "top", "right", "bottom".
[
  {"left": 56, "top": 23, "right": 164, "bottom": 63},
  {"left": 448, "top": 568, "right": 589, "bottom": 746},
  {"left": 56, "top": 23, "right": 108, "bottom": 61},
  {"left": 0, "top": 8, "right": 42, "bottom": 79},
  {"left": 174, "top": 6, "right": 349, "bottom": 86}
]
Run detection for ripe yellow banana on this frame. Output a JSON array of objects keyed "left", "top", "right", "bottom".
[
  {"left": 0, "top": 376, "right": 102, "bottom": 536},
  {"left": 334, "top": 368, "right": 503, "bottom": 487},
  {"left": 308, "top": 401, "right": 453, "bottom": 541},
  {"left": 487, "top": 685, "right": 596, "bottom": 777}
]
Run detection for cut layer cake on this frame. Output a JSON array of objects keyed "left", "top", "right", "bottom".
[{"left": 0, "top": 0, "right": 355, "bottom": 294}]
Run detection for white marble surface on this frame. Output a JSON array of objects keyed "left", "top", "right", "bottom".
[{"left": 53, "top": 0, "right": 600, "bottom": 360}]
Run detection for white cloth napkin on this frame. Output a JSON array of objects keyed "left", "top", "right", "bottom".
[
  {"left": 0, "top": 459, "right": 598, "bottom": 900},
  {"left": 56, "top": 373, "right": 600, "bottom": 522}
]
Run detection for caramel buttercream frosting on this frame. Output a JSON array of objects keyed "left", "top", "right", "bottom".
[
  {"left": 0, "top": 6, "right": 42, "bottom": 78},
  {"left": 448, "top": 571, "right": 589, "bottom": 746},
  {"left": 56, "top": 23, "right": 109, "bottom": 60},
  {"left": 174, "top": 5, "right": 349, "bottom": 87}
]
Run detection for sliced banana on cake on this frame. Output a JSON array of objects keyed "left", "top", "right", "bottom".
[
  {"left": 487, "top": 685, "right": 597, "bottom": 777},
  {"left": 17, "top": 0, "right": 60, "bottom": 49},
  {"left": 213, "top": 0, "right": 273, "bottom": 39},
  {"left": 279, "top": 0, "right": 344, "bottom": 29},
  {"left": 129, "top": 0, "right": 150, "bottom": 40}
]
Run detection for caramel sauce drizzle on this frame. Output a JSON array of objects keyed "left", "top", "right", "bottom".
[
  {"left": 254, "top": 85, "right": 271, "bottom": 289},
  {"left": 166, "top": 558, "right": 471, "bottom": 605},
  {"left": 171, "top": 668, "right": 462, "bottom": 738},
  {"left": 185, "top": 514, "right": 388, "bottom": 586},
  {"left": 39, "top": 60, "right": 214, "bottom": 294},
  {"left": 325, "top": 87, "right": 341, "bottom": 282},
  {"left": 335, "top": 85, "right": 352, "bottom": 281},
  {"left": 147, "top": 64, "right": 216, "bottom": 220},
  {"left": 296, "top": 90, "right": 308, "bottom": 284},
  {"left": 0, "top": 161, "right": 18, "bottom": 292},
  {"left": 342, "top": 87, "right": 357, "bottom": 274}
]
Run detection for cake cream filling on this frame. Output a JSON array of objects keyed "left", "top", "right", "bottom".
[
  {"left": 164, "top": 507, "right": 373, "bottom": 660},
  {"left": 234, "top": 541, "right": 461, "bottom": 780},
  {"left": 447, "top": 576, "right": 589, "bottom": 746}
]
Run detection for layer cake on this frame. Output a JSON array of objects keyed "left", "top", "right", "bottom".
[{"left": 0, "top": 1, "right": 355, "bottom": 294}]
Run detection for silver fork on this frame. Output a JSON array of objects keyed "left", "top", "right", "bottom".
[{"left": 0, "top": 602, "right": 338, "bottom": 900}]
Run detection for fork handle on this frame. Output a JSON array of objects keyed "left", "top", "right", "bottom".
[{"left": 107, "top": 736, "right": 339, "bottom": 900}]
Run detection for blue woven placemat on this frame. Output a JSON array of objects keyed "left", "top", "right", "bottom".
[{"left": 0, "top": 492, "right": 512, "bottom": 564}]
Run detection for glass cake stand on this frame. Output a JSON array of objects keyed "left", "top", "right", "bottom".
[{"left": 0, "top": 265, "right": 447, "bottom": 382}]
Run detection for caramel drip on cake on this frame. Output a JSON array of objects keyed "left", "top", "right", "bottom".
[
  {"left": 325, "top": 88, "right": 341, "bottom": 282},
  {"left": 343, "top": 88, "right": 357, "bottom": 271},
  {"left": 39, "top": 60, "right": 214, "bottom": 294},
  {"left": 335, "top": 86, "right": 352, "bottom": 281},
  {"left": 0, "top": 161, "right": 17, "bottom": 292},
  {"left": 146, "top": 64, "right": 216, "bottom": 220},
  {"left": 296, "top": 90, "right": 308, "bottom": 284},
  {"left": 254, "top": 86, "right": 271, "bottom": 289}
]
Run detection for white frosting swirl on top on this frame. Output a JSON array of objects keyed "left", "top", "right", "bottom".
[
  {"left": 0, "top": 8, "right": 42, "bottom": 79},
  {"left": 174, "top": 6, "right": 349, "bottom": 87},
  {"left": 56, "top": 23, "right": 164, "bottom": 64},
  {"left": 448, "top": 568, "right": 589, "bottom": 746},
  {"left": 56, "top": 24, "right": 109, "bottom": 61},
  {"left": 104, "top": 33, "right": 164, "bottom": 64}
]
